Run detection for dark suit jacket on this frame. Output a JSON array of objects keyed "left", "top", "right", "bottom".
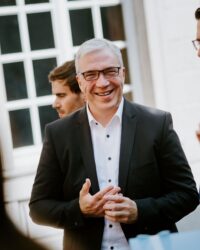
[{"left": 29, "top": 99, "right": 199, "bottom": 250}]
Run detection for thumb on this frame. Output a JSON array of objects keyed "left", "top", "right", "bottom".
[{"left": 80, "top": 178, "right": 91, "bottom": 196}]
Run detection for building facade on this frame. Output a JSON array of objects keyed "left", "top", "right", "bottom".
[{"left": 0, "top": 0, "right": 200, "bottom": 249}]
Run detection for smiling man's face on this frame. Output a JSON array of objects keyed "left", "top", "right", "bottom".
[{"left": 76, "top": 48, "right": 125, "bottom": 120}]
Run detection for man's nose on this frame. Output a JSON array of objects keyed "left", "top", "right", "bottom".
[
  {"left": 95, "top": 73, "right": 109, "bottom": 87},
  {"left": 52, "top": 98, "right": 60, "bottom": 108}
]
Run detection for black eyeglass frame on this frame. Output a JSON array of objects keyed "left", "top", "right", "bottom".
[
  {"left": 192, "top": 40, "right": 200, "bottom": 50},
  {"left": 79, "top": 66, "right": 121, "bottom": 81}
]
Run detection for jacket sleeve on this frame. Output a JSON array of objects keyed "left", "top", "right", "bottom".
[
  {"left": 29, "top": 124, "right": 85, "bottom": 230},
  {"left": 135, "top": 112, "right": 199, "bottom": 229}
]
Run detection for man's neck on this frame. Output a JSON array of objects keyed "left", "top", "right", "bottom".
[
  {"left": 87, "top": 98, "right": 123, "bottom": 127},
  {"left": 91, "top": 108, "right": 118, "bottom": 127}
]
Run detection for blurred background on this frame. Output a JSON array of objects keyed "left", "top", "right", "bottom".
[{"left": 0, "top": 0, "right": 200, "bottom": 249}]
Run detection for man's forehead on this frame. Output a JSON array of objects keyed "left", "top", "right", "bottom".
[
  {"left": 51, "top": 80, "right": 70, "bottom": 90},
  {"left": 78, "top": 49, "right": 119, "bottom": 70},
  {"left": 51, "top": 79, "right": 70, "bottom": 88}
]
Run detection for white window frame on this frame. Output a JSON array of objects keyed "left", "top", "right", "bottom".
[{"left": 1, "top": 0, "right": 131, "bottom": 179}]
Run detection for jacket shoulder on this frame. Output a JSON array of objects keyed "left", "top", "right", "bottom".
[
  {"left": 125, "top": 100, "right": 169, "bottom": 118},
  {"left": 45, "top": 107, "right": 86, "bottom": 136}
]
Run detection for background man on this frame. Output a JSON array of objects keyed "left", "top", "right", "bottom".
[
  {"left": 30, "top": 38, "right": 199, "bottom": 250},
  {"left": 48, "top": 60, "right": 85, "bottom": 118},
  {"left": 193, "top": 7, "right": 200, "bottom": 141}
]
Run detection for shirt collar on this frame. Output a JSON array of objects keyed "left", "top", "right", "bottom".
[{"left": 87, "top": 97, "right": 124, "bottom": 126}]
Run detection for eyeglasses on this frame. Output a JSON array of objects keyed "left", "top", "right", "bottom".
[
  {"left": 80, "top": 67, "right": 121, "bottom": 81},
  {"left": 192, "top": 40, "right": 200, "bottom": 50}
]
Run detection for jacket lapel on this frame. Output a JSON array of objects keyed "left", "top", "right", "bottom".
[
  {"left": 119, "top": 100, "right": 137, "bottom": 194},
  {"left": 77, "top": 107, "right": 100, "bottom": 194}
]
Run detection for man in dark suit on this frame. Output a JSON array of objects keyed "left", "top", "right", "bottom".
[
  {"left": 193, "top": 7, "right": 200, "bottom": 141},
  {"left": 29, "top": 38, "right": 199, "bottom": 250}
]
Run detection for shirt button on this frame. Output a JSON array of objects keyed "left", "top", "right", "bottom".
[
  {"left": 108, "top": 157, "right": 111, "bottom": 160},
  {"left": 109, "top": 224, "right": 113, "bottom": 228},
  {"left": 95, "top": 122, "right": 98, "bottom": 125},
  {"left": 110, "top": 247, "right": 114, "bottom": 250},
  {"left": 108, "top": 179, "right": 112, "bottom": 183},
  {"left": 106, "top": 134, "right": 110, "bottom": 138}
]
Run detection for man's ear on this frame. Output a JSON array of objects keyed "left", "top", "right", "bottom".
[
  {"left": 122, "top": 67, "right": 126, "bottom": 82},
  {"left": 76, "top": 75, "right": 83, "bottom": 93}
]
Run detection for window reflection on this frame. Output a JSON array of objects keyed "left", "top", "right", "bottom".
[
  {"left": 0, "top": 0, "right": 16, "bottom": 6},
  {"left": 0, "top": 15, "right": 21, "bottom": 54},
  {"left": 101, "top": 4, "right": 125, "bottom": 41},
  {"left": 27, "top": 12, "right": 55, "bottom": 50},
  {"left": 69, "top": 8, "right": 94, "bottom": 46},
  {"left": 33, "top": 58, "right": 57, "bottom": 97},
  {"left": 3, "top": 62, "right": 28, "bottom": 101},
  {"left": 9, "top": 109, "right": 34, "bottom": 148},
  {"left": 38, "top": 105, "right": 58, "bottom": 139}
]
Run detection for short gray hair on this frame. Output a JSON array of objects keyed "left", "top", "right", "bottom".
[{"left": 75, "top": 38, "right": 123, "bottom": 73}]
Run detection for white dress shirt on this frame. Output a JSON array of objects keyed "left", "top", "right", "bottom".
[{"left": 87, "top": 98, "right": 131, "bottom": 250}]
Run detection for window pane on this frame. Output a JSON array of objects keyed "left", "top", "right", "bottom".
[
  {"left": 38, "top": 105, "right": 58, "bottom": 139},
  {"left": 69, "top": 9, "right": 94, "bottom": 46},
  {"left": 9, "top": 109, "right": 33, "bottom": 148},
  {"left": 0, "top": 15, "right": 21, "bottom": 54},
  {"left": 0, "top": 0, "right": 16, "bottom": 6},
  {"left": 33, "top": 58, "right": 57, "bottom": 97},
  {"left": 27, "top": 12, "right": 55, "bottom": 50},
  {"left": 3, "top": 62, "right": 28, "bottom": 101},
  {"left": 25, "top": 0, "right": 49, "bottom": 3},
  {"left": 101, "top": 5, "right": 125, "bottom": 41}
]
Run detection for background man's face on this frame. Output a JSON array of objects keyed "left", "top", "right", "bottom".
[{"left": 52, "top": 80, "right": 84, "bottom": 118}]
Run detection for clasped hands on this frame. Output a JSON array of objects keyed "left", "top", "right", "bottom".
[{"left": 79, "top": 178, "right": 138, "bottom": 224}]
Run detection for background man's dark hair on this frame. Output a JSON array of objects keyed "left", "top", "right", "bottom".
[
  {"left": 48, "top": 60, "right": 81, "bottom": 94},
  {"left": 195, "top": 8, "right": 200, "bottom": 20}
]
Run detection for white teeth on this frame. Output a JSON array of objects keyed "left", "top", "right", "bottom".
[{"left": 97, "top": 91, "right": 112, "bottom": 96}]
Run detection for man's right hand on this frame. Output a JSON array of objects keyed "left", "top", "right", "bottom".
[{"left": 79, "top": 178, "right": 121, "bottom": 217}]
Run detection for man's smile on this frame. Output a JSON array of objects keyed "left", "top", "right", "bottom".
[{"left": 95, "top": 89, "right": 114, "bottom": 96}]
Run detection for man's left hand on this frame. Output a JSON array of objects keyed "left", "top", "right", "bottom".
[{"left": 103, "top": 194, "right": 138, "bottom": 224}]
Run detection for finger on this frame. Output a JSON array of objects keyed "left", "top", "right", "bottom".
[
  {"left": 94, "top": 185, "right": 114, "bottom": 201},
  {"left": 105, "top": 186, "right": 121, "bottom": 196},
  {"left": 80, "top": 178, "right": 91, "bottom": 197},
  {"left": 104, "top": 194, "right": 125, "bottom": 203},
  {"left": 104, "top": 210, "right": 125, "bottom": 223},
  {"left": 105, "top": 214, "right": 124, "bottom": 223},
  {"left": 105, "top": 208, "right": 128, "bottom": 217},
  {"left": 103, "top": 202, "right": 123, "bottom": 211}
]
